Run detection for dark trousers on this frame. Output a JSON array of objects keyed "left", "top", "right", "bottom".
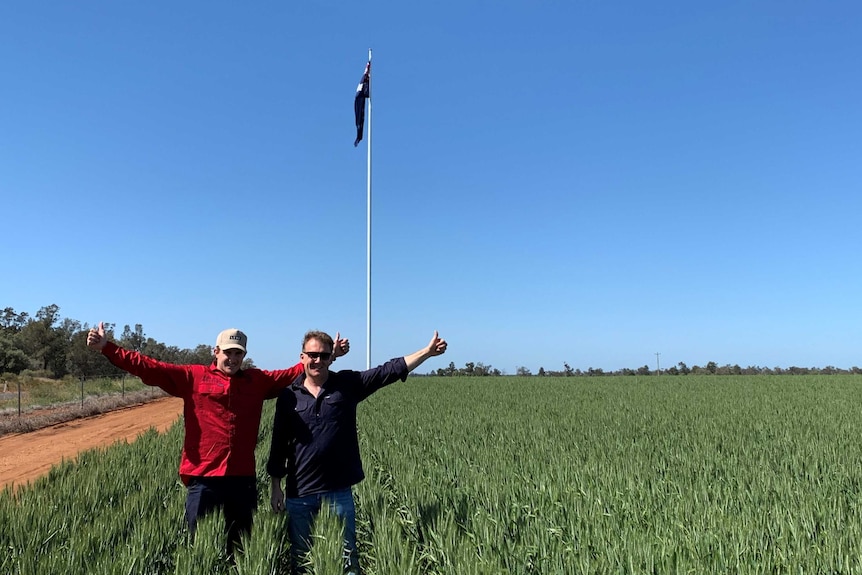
[{"left": 185, "top": 476, "right": 258, "bottom": 555}]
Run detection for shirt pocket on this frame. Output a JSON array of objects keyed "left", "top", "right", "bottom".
[
  {"left": 196, "top": 380, "right": 227, "bottom": 396},
  {"left": 322, "top": 392, "right": 349, "bottom": 418},
  {"left": 290, "top": 402, "right": 314, "bottom": 443},
  {"left": 294, "top": 397, "right": 316, "bottom": 424}
]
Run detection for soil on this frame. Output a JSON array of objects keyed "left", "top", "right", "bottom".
[{"left": 0, "top": 396, "right": 184, "bottom": 491}]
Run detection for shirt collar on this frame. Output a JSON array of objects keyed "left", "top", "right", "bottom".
[
  {"left": 291, "top": 372, "right": 336, "bottom": 393},
  {"left": 290, "top": 373, "right": 308, "bottom": 390}
]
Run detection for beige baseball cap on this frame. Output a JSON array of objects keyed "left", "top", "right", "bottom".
[{"left": 216, "top": 328, "right": 247, "bottom": 353}]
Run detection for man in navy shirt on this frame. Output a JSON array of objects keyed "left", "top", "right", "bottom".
[{"left": 267, "top": 329, "right": 447, "bottom": 575}]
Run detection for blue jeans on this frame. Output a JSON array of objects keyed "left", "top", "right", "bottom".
[{"left": 286, "top": 488, "right": 359, "bottom": 575}]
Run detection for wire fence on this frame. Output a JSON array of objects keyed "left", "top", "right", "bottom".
[
  {"left": 0, "top": 374, "right": 171, "bottom": 436},
  {"left": 0, "top": 374, "right": 161, "bottom": 418}
]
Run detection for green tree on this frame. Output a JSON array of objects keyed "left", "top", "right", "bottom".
[
  {"left": 141, "top": 338, "right": 180, "bottom": 362},
  {"left": 180, "top": 344, "right": 214, "bottom": 365},
  {"left": 119, "top": 324, "right": 146, "bottom": 352},
  {"left": 45, "top": 317, "right": 81, "bottom": 378},
  {"left": 67, "top": 328, "right": 120, "bottom": 377},
  {"left": 0, "top": 307, "right": 29, "bottom": 332},
  {"left": 18, "top": 304, "right": 63, "bottom": 373},
  {"left": 474, "top": 362, "right": 493, "bottom": 376},
  {"left": 0, "top": 331, "right": 29, "bottom": 374}
]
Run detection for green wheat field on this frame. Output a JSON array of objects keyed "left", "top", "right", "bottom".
[{"left": 3, "top": 375, "right": 862, "bottom": 574}]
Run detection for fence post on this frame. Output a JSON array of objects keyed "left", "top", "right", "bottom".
[
  {"left": 80, "top": 377, "right": 85, "bottom": 408},
  {"left": 18, "top": 379, "right": 22, "bottom": 417},
  {"left": 122, "top": 374, "right": 126, "bottom": 398}
]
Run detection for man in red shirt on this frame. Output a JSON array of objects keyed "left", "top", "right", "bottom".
[{"left": 86, "top": 322, "right": 349, "bottom": 554}]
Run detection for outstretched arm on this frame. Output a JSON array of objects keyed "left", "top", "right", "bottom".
[
  {"left": 403, "top": 331, "right": 448, "bottom": 372},
  {"left": 86, "top": 320, "right": 192, "bottom": 396},
  {"left": 353, "top": 331, "right": 448, "bottom": 399}
]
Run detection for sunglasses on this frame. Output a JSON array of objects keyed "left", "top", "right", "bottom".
[{"left": 303, "top": 351, "right": 332, "bottom": 360}]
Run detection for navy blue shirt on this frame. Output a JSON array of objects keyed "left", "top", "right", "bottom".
[{"left": 266, "top": 357, "right": 409, "bottom": 497}]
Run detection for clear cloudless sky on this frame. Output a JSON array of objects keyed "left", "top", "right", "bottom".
[{"left": 2, "top": 1, "right": 861, "bottom": 373}]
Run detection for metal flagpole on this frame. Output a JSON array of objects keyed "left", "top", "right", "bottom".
[{"left": 366, "top": 48, "right": 372, "bottom": 369}]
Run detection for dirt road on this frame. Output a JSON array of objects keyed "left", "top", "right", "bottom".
[{"left": 0, "top": 397, "right": 184, "bottom": 490}]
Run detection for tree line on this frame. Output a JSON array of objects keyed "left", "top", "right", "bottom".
[
  {"left": 3, "top": 304, "right": 860, "bottom": 380},
  {"left": 0, "top": 304, "right": 251, "bottom": 379},
  {"left": 431, "top": 362, "right": 862, "bottom": 377}
]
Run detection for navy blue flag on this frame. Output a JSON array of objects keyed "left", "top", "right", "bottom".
[{"left": 354, "top": 61, "right": 371, "bottom": 147}]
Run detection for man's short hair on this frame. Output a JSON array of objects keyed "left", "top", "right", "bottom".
[{"left": 302, "top": 330, "right": 333, "bottom": 352}]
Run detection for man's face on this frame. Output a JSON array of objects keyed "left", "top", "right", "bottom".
[
  {"left": 301, "top": 338, "right": 334, "bottom": 379},
  {"left": 214, "top": 347, "right": 246, "bottom": 376}
]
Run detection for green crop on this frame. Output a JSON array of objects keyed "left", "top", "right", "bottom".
[{"left": 3, "top": 375, "right": 862, "bottom": 573}]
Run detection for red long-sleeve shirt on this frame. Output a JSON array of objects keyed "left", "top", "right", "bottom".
[{"left": 101, "top": 341, "right": 303, "bottom": 483}]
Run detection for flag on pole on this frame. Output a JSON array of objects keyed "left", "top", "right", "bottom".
[{"left": 354, "top": 60, "right": 371, "bottom": 147}]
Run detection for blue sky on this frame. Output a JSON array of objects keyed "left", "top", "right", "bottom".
[{"left": 3, "top": 1, "right": 861, "bottom": 373}]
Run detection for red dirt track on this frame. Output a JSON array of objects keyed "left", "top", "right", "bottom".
[{"left": 0, "top": 397, "right": 184, "bottom": 490}]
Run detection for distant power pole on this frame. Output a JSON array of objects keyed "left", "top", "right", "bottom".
[{"left": 655, "top": 352, "right": 661, "bottom": 375}]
